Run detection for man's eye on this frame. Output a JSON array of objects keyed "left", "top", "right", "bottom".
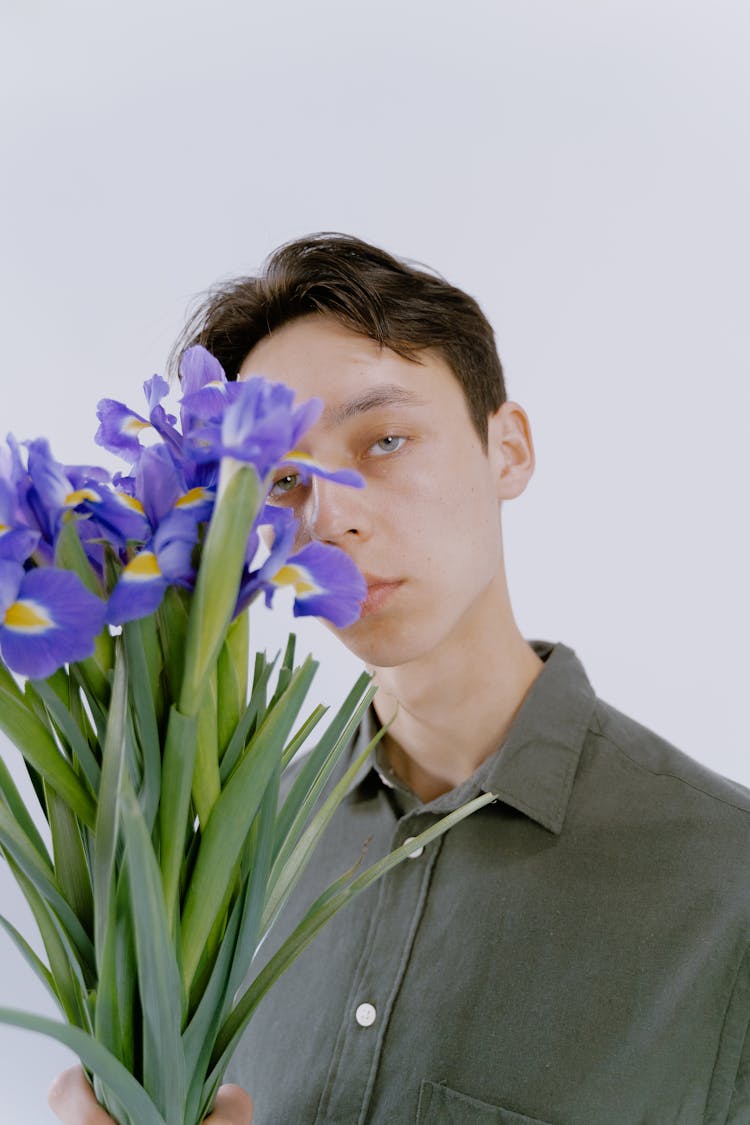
[
  {"left": 269, "top": 473, "right": 300, "bottom": 497},
  {"left": 369, "top": 435, "right": 406, "bottom": 456}
]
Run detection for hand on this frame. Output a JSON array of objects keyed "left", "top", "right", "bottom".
[{"left": 48, "top": 1066, "right": 253, "bottom": 1124}]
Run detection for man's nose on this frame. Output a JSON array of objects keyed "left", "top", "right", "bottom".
[{"left": 307, "top": 474, "right": 367, "bottom": 544}]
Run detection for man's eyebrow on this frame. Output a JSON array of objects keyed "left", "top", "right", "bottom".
[{"left": 320, "top": 384, "right": 428, "bottom": 428}]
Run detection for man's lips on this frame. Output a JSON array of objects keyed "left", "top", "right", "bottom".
[{"left": 359, "top": 577, "right": 404, "bottom": 617}]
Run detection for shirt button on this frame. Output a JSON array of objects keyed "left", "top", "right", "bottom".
[
  {"left": 355, "top": 1002, "right": 377, "bottom": 1027},
  {"left": 403, "top": 835, "right": 424, "bottom": 859}
]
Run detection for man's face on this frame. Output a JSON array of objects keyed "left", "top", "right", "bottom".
[{"left": 239, "top": 314, "right": 510, "bottom": 671}]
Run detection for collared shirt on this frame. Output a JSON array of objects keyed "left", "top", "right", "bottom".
[{"left": 228, "top": 641, "right": 750, "bottom": 1124}]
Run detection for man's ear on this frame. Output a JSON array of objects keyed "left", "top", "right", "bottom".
[{"left": 487, "top": 401, "right": 536, "bottom": 500}]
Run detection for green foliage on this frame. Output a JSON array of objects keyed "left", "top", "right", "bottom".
[{"left": 0, "top": 464, "right": 490, "bottom": 1124}]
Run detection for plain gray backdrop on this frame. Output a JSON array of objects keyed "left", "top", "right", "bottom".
[{"left": 1, "top": 1, "right": 748, "bottom": 1120}]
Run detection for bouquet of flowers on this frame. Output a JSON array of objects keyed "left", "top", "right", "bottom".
[{"left": 0, "top": 347, "right": 493, "bottom": 1124}]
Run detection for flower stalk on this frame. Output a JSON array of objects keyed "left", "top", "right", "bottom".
[{"left": 0, "top": 346, "right": 491, "bottom": 1123}]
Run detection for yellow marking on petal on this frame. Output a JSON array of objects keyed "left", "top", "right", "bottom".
[
  {"left": 284, "top": 449, "right": 314, "bottom": 464},
  {"left": 4, "top": 599, "right": 53, "bottom": 633},
  {"left": 122, "top": 417, "right": 151, "bottom": 435},
  {"left": 124, "top": 551, "right": 161, "bottom": 581},
  {"left": 65, "top": 488, "right": 100, "bottom": 506},
  {"left": 0, "top": 523, "right": 9, "bottom": 535},
  {"left": 175, "top": 487, "right": 211, "bottom": 508},
  {"left": 115, "top": 493, "right": 145, "bottom": 514},
  {"left": 271, "top": 564, "right": 318, "bottom": 596}
]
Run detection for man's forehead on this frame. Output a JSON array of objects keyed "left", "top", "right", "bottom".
[
  {"left": 238, "top": 318, "right": 448, "bottom": 417},
  {"left": 318, "top": 384, "right": 429, "bottom": 429}
]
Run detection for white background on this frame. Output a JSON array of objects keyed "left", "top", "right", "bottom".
[{"left": 1, "top": 1, "right": 748, "bottom": 1120}]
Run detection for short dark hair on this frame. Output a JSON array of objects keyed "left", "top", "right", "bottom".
[{"left": 172, "top": 232, "right": 506, "bottom": 447}]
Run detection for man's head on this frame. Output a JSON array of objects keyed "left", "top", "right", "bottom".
[
  {"left": 175, "top": 234, "right": 534, "bottom": 672},
  {"left": 174, "top": 232, "right": 507, "bottom": 451}
]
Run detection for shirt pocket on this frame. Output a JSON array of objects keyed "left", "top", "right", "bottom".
[{"left": 417, "top": 1080, "right": 556, "bottom": 1124}]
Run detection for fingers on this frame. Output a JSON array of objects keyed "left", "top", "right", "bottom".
[
  {"left": 48, "top": 1067, "right": 252, "bottom": 1125},
  {"left": 48, "top": 1066, "right": 115, "bottom": 1124},
  {"left": 206, "top": 1083, "right": 254, "bottom": 1124}
]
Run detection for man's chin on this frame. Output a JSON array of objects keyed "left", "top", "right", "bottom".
[{"left": 328, "top": 616, "right": 429, "bottom": 672}]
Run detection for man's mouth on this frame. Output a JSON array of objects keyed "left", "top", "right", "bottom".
[{"left": 359, "top": 578, "right": 404, "bottom": 617}]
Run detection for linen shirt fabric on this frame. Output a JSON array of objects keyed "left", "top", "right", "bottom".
[{"left": 227, "top": 641, "right": 750, "bottom": 1124}]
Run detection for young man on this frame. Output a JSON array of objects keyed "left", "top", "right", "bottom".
[{"left": 53, "top": 235, "right": 750, "bottom": 1124}]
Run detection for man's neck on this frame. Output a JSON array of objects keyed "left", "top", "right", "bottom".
[{"left": 370, "top": 582, "right": 544, "bottom": 803}]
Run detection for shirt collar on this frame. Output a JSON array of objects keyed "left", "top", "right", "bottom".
[{"left": 348, "top": 640, "right": 597, "bottom": 835}]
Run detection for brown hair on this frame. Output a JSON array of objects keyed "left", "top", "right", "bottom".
[{"left": 172, "top": 232, "right": 506, "bottom": 447}]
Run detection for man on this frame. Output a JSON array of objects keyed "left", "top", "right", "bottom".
[{"left": 53, "top": 235, "right": 750, "bottom": 1124}]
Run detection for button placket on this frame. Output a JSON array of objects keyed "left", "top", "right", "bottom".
[{"left": 315, "top": 819, "right": 443, "bottom": 1124}]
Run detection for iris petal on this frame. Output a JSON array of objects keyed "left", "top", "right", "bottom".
[
  {"left": 0, "top": 565, "right": 106, "bottom": 678},
  {"left": 95, "top": 399, "right": 151, "bottom": 459},
  {"left": 273, "top": 542, "right": 366, "bottom": 627}
]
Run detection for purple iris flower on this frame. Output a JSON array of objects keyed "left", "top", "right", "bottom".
[
  {"left": 183, "top": 377, "right": 306, "bottom": 477},
  {"left": 0, "top": 477, "right": 39, "bottom": 564},
  {"left": 178, "top": 345, "right": 238, "bottom": 434},
  {"left": 271, "top": 542, "right": 367, "bottom": 627},
  {"left": 0, "top": 560, "right": 106, "bottom": 679},
  {"left": 183, "top": 368, "right": 363, "bottom": 495},
  {"left": 106, "top": 509, "right": 199, "bottom": 625},
  {"left": 234, "top": 505, "right": 366, "bottom": 628},
  {"left": 95, "top": 374, "right": 180, "bottom": 463},
  {"left": 234, "top": 505, "right": 298, "bottom": 617},
  {"left": 16, "top": 439, "right": 145, "bottom": 571}
]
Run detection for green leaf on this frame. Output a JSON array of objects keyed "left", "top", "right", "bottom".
[
  {"left": 279, "top": 704, "right": 328, "bottom": 771},
  {"left": 0, "top": 1007, "right": 166, "bottom": 1125},
  {"left": 179, "top": 656, "right": 317, "bottom": 993},
  {"left": 181, "top": 893, "right": 244, "bottom": 1117},
  {"left": 158, "top": 706, "right": 199, "bottom": 935},
  {"left": 96, "top": 865, "right": 137, "bottom": 1078},
  {"left": 210, "top": 791, "right": 496, "bottom": 1077},
  {"left": 0, "top": 658, "right": 24, "bottom": 700},
  {"left": 8, "top": 856, "right": 90, "bottom": 1027},
  {"left": 0, "top": 755, "right": 49, "bottom": 862},
  {"left": 121, "top": 785, "right": 186, "bottom": 1125},
  {"left": 261, "top": 691, "right": 383, "bottom": 936},
  {"left": 113, "top": 867, "right": 137, "bottom": 1073},
  {"left": 219, "top": 653, "right": 278, "bottom": 784},
  {"left": 45, "top": 782, "right": 94, "bottom": 936},
  {"left": 0, "top": 913, "right": 57, "bottom": 1004},
  {"left": 0, "top": 679, "right": 96, "bottom": 828},
  {"left": 30, "top": 677, "right": 101, "bottom": 794},
  {"left": 273, "top": 671, "right": 374, "bottom": 858},
  {"left": 225, "top": 759, "right": 280, "bottom": 1003},
  {"left": 179, "top": 464, "right": 261, "bottom": 713},
  {"left": 54, "top": 514, "right": 105, "bottom": 596},
  {"left": 156, "top": 585, "right": 190, "bottom": 701},
  {"left": 93, "top": 645, "right": 128, "bottom": 965},
  {"left": 217, "top": 612, "right": 249, "bottom": 757},
  {"left": 267, "top": 632, "right": 296, "bottom": 711},
  {"left": 193, "top": 671, "right": 220, "bottom": 828},
  {"left": 0, "top": 801, "right": 95, "bottom": 976},
  {"left": 123, "top": 621, "right": 161, "bottom": 831}
]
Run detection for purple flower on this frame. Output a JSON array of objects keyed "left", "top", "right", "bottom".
[
  {"left": 178, "top": 345, "right": 237, "bottom": 433},
  {"left": 235, "top": 504, "right": 366, "bottom": 627},
  {"left": 2, "top": 437, "right": 128, "bottom": 573},
  {"left": 134, "top": 444, "right": 215, "bottom": 530},
  {"left": 0, "top": 560, "right": 106, "bottom": 678},
  {"left": 0, "top": 478, "right": 39, "bottom": 563},
  {"left": 106, "top": 510, "right": 199, "bottom": 625},
  {"left": 271, "top": 542, "right": 367, "bottom": 627},
  {"left": 95, "top": 375, "right": 179, "bottom": 462}
]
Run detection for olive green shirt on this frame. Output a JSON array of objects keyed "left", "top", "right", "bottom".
[{"left": 228, "top": 641, "right": 750, "bottom": 1123}]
